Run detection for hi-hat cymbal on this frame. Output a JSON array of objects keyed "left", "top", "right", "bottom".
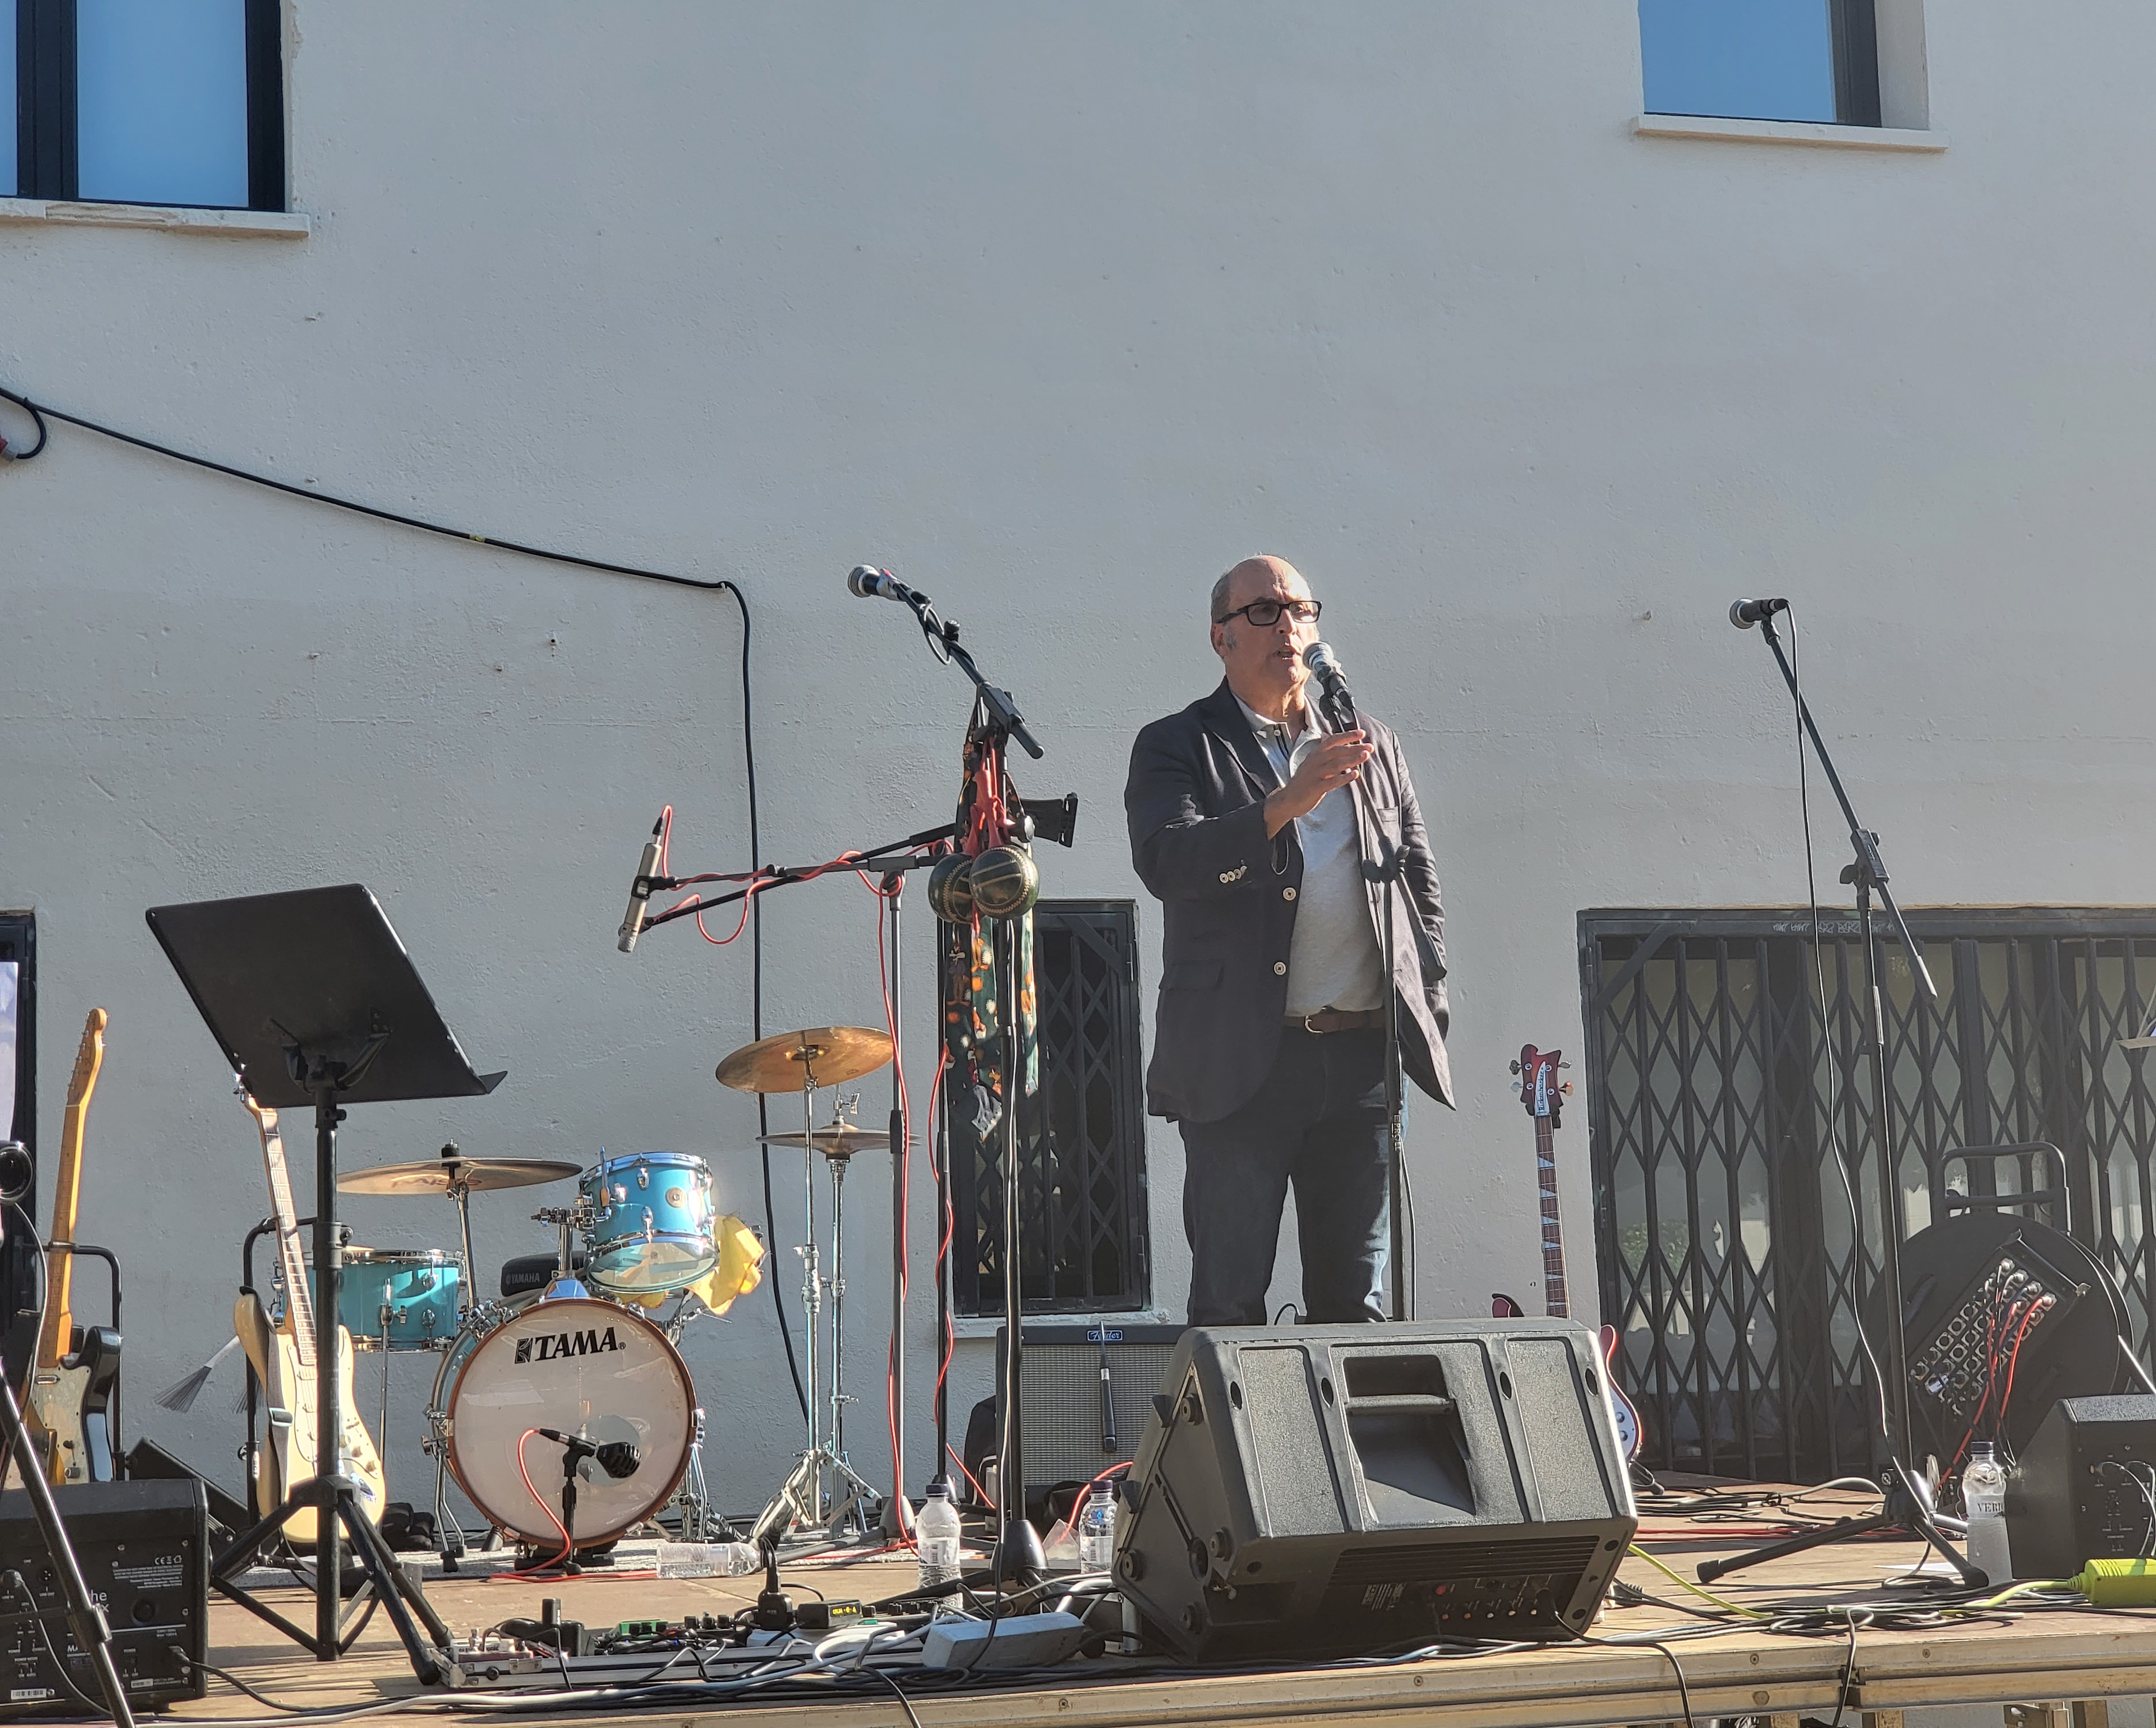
[
  {"left": 339, "top": 1157, "right": 583, "bottom": 1196},
  {"left": 757, "top": 1125, "right": 893, "bottom": 1157},
  {"left": 715, "top": 1026, "right": 893, "bottom": 1094}
]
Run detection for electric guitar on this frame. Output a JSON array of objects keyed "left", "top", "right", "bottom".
[
  {"left": 1495, "top": 1042, "right": 1642, "bottom": 1461},
  {"left": 233, "top": 1093, "right": 384, "bottom": 1537},
  {"left": 22, "top": 1011, "right": 123, "bottom": 1485}
]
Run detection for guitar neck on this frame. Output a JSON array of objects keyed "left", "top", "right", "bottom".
[
  {"left": 1535, "top": 1114, "right": 1569, "bottom": 1319},
  {"left": 38, "top": 1011, "right": 107, "bottom": 1371},
  {"left": 251, "top": 1106, "right": 316, "bottom": 1371}
]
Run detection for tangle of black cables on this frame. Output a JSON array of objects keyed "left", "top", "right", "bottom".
[{"left": 0, "top": 380, "right": 809, "bottom": 1426}]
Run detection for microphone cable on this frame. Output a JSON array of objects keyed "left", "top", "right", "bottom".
[{"left": 0, "top": 378, "right": 810, "bottom": 1428}]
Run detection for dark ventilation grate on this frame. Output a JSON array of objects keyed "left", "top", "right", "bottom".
[
  {"left": 948, "top": 901, "right": 1151, "bottom": 1315},
  {"left": 1581, "top": 908, "right": 2156, "bottom": 1483}
]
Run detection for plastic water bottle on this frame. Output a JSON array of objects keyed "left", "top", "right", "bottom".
[
  {"left": 1963, "top": 1442, "right": 2013, "bottom": 1583},
  {"left": 655, "top": 1540, "right": 761, "bottom": 1578},
  {"left": 1078, "top": 1483, "right": 1118, "bottom": 1573},
  {"left": 916, "top": 1478, "right": 963, "bottom": 1596}
]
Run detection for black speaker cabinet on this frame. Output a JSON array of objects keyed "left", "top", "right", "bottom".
[
  {"left": 2005, "top": 1394, "right": 2156, "bottom": 1579},
  {"left": 1116, "top": 1321, "right": 1637, "bottom": 1661},
  {"left": 0, "top": 1477, "right": 207, "bottom": 1713}
]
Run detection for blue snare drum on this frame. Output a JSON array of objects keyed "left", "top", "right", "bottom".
[
  {"left": 337, "top": 1247, "right": 464, "bottom": 1351},
  {"left": 580, "top": 1152, "right": 717, "bottom": 1294}
]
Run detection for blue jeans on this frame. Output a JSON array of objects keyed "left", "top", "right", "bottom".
[{"left": 1179, "top": 1026, "right": 1390, "bottom": 1327}]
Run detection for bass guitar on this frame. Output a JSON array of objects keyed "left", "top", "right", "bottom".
[
  {"left": 233, "top": 1093, "right": 384, "bottom": 1537},
  {"left": 1494, "top": 1041, "right": 1642, "bottom": 1461},
  {"left": 23, "top": 1010, "right": 123, "bottom": 1485}
]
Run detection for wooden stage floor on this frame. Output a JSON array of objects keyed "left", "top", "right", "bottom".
[{"left": 164, "top": 1495, "right": 2156, "bottom": 1728}]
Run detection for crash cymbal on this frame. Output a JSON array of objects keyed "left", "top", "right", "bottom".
[
  {"left": 757, "top": 1125, "right": 893, "bottom": 1157},
  {"left": 715, "top": 1025, "right": 893, "bottom": 1094},
  {"left": 338, "top": 1157, "right": 583, "bottom": 1196}
]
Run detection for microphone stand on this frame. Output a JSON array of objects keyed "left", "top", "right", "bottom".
[
  {"left": 1320, "top": 679, "right": 1411, "bottom": 1322},
  {"left": 1701, "top": 612, "right": 1980, "bottom": 1586},
  {"left": 888, "top": 585, "right": 1045, "bottom": 760}
]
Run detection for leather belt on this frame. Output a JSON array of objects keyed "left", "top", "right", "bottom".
[{"left": 1288, "top": 1008, "right": 1387, "bottom": 1035}]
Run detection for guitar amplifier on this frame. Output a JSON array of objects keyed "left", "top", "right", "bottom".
[
  {"left": 0, "top": 1478, "right": 207, "bottom": 1714},
  {"left": 992, "top": 1324, "right": 1184, "bottom": 1494}
]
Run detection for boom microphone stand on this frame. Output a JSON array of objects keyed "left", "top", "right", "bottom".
[{"left": 1700, "top": 602, "right": 1980, "bottom": 1587}]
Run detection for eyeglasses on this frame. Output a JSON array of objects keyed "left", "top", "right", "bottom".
[{"left": 1214, "top": 598, "right": 1322, "bottom": 628}]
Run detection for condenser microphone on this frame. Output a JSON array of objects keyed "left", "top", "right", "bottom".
[
  {"left": 1729, "top": 597, "right": 1790, "bottom": 629},
  {"left": 847, "top": 565, "right": 917, "bottom": 604},
  {"left": 1301, "top": 641, "right": 1356, "bottom": 719},
  {"left": 616, "top": 814, "right": 665, "bottom": 954}
]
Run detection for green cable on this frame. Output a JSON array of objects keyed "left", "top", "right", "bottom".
[{"left": 1627, "top": 1545, "right": 1771, "bottom": 1619}]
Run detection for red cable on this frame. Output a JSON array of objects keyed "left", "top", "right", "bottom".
[
  {"left": 502, "top": 1428, "right": 575, "bottom": 1578},
  {"left": 947, "top": 1443, "right": 994, "bottom": 1510},
  {"left": 1998, "top": 1297, "right": 2049, "bottom": 1425}
]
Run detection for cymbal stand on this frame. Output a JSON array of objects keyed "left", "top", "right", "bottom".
[
  {"left": 423, "top": 1143, "right": 479, "bottom": 1571},
  {"left": 822, "top": 1106, "right": 880, "bottom": 1540}
]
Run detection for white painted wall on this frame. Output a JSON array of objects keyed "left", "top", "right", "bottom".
[{"left": 4, "top": 0, "right": 2152, "bottom": 1518}]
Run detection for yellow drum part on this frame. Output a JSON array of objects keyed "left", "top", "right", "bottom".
[{"left": 686, "top": 1215, "right": 765, "bottom": 1316}]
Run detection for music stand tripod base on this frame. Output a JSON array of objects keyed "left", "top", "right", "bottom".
[{"left": 147, "top": 884, "right": 504, "bottom": 1682}]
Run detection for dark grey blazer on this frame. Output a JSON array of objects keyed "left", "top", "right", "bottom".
[{"left": 1125, "top": 679, "right": 1453, "bottom": 1125}]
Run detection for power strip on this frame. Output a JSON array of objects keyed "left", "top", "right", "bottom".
[{"left": 920, "top": 1611, "right": 1091, "bottom": 1670}]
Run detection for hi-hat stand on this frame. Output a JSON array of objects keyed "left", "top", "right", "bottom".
[
  {"left": 749, "top": 1069, "right": 885, "bottom": 1547},
  {"left": 146, "top": 884, "right": 506, "bottom": 1680},
  {"left": 1701, "top": 608, "right": 1982, "bottom": 1587}
]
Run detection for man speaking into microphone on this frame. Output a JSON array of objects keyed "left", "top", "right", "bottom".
[{"left": 1125, "top": 555, "right": 1452, "bottom": 1327}]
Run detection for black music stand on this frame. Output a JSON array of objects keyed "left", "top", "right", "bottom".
[{"left": 146, "top": 885, "right": 503, "bottom": 1684}]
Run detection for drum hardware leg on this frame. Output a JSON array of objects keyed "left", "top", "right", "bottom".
[
  {"left": 378, "top": 1340, "right": 392, "bottom": 1503},
  {"left": 829, "top": 1149, "right": 851, "bottom": 1469}
]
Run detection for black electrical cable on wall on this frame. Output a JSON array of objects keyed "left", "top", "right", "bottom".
[{"left": 0, "top": 380, "right": 811, "bottom": 1426}]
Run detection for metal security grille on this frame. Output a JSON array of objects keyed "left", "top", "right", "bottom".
[
  {"left": 948, "top": 901, "right": 1151, "bottom": 1315},
  {"left": 1580, "top": 908, "right": 2156, "bottom": 1483}
]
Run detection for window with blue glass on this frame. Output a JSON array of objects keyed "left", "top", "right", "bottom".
[
  {"left": 10, "top": 0, "right": 282, "bottom": 208},
  {"left": 1640, "top": 0, "right": 1881, "bottom": 127}
]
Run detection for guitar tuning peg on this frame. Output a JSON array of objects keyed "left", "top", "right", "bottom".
[
  {"left": 1508, "top": 1059, "right": 1523, "bottom": 1076},
  {"left": 1560, "top": 1081, "right": 1574, "bottom": 1096}
]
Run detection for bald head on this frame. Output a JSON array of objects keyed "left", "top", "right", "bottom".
[{"left": 1210, "top": 555, "right": 1303, "bottom": 624}]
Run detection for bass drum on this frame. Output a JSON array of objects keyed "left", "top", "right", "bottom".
[{"left": 438, "top": 1296, "right": 696, "bottom": 1547}]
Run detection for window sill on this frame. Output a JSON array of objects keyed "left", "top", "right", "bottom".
[
  {"left": 0, "top": 196, "right": 310, "bottom": 237},
  {"left": 951, "top": 1310, "right": 1176, "bottom": 1340},
  {"left": 1634, "top": 114, "right": 1946, "bottom": 153}
]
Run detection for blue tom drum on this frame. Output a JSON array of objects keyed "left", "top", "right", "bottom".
[
  {"left": 337, "top": 1246, "right": 464, "bottom": 1351},
  {"left": 580, "top": 1152, "right": 718, "bottom": 1293}
]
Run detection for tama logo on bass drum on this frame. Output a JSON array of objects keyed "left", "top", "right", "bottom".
[{"left": 515, "top": 1325, "right": 627, "bottom": 1364}]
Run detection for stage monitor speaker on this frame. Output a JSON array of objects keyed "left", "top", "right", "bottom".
[
  {"left": 993, "top": 1322, "right": 1183, "bottom": 1494},
  {"left": 1116, "top": 1321, "right": 1637, "bottom": 1662},
  {"left": 0, "top": 1477, "right": 207, "bottom": 1713},
  {"left": 2005, "top": 1394, "right": 2156, "bottom": 1579}
]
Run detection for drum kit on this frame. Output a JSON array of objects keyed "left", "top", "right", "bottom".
[{"left": 298, "top": 1021, "right": 899, "bottom": 1563}]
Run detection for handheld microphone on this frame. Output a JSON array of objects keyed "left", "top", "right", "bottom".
[
  {"left": 847, "top": 565, "right": 917, "bottom": 604},
  {"left": 1729, "top": 597, "right": 1789, "bottom": 630},
  {"left": 616, "top": 814, "right": 665, "bottom": 954},
  {"left": 1301, "top": 641, "right": 1356, "bottom": 720}
]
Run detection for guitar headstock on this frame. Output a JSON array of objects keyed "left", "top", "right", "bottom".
[
  {"left": 65, "top": 1009, "right": 108, "bottom": 1109},
  {"left": 238, "top": 1085, "right": 279, "bottom": 1138},
  {"left": 1509, "top": 1042, "right": 1572, "bottom": 1127}
]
